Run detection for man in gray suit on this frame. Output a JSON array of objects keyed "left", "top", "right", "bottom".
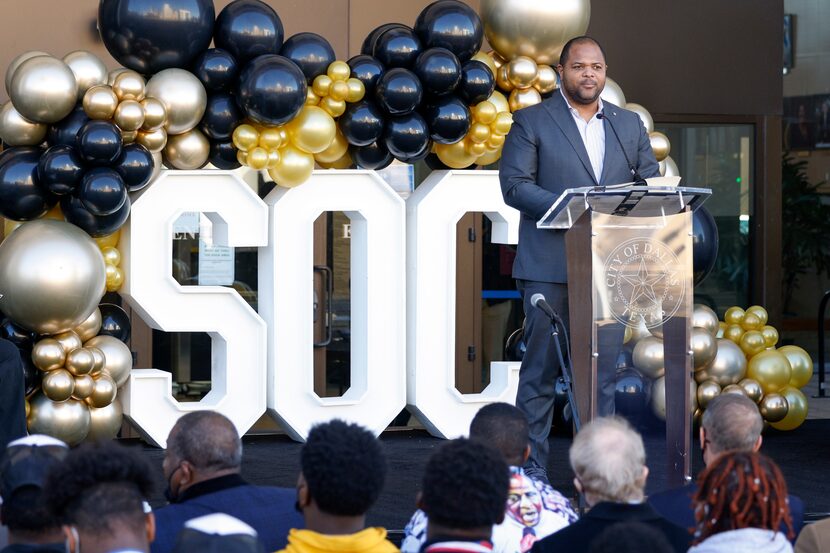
[{"left": 499, "top": 36, "right": 660, "bottom": 482}]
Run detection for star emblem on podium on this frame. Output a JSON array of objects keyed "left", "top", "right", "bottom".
[{"left": 619, "top": 258, "right": 667, "bottom": 309}]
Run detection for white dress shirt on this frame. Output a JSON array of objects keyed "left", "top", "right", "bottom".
[{"left": 561, "top": 88, "right": 606, "bottom": 182}]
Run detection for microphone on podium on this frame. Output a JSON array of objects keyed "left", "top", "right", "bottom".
[{"left": 596, "top": 111, "right": 647, "bottom": 185}]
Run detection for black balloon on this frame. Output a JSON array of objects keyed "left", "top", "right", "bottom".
[
  {"left": 209, "top": 141, "right": 241, "bottom": 170},
  {"left": 339, "top": 101, "right": 385, "bottom": 147},
  {"left": 414, "top": 0, "right": 484, "bottom": 63},
  {"left": 115, "top": 143, "right": 155, "bottom": 192},
  {"left": 458, "top": 60, "right": 496, "bottom": 105},
  {"left": 280, "top": 32, "right": 336, "bottom": 83},
  {"left": 0, "top": 147, "right": 56, "bottom": 221},
  {"left": 423, "top": 96, "right": 471, "bottom": 144},
  {"left": 350, "top": 141, "right": 393, "bottom": 170},
  {"left": 192, "top": 48, "right": 239, "bottom": 91},
  {"left": 236, "top": 54, "right": 307, "bottom": 126},
  {"left": 693, "top": 206, "right": 719, "bottom": 285},
  {"left": 0, "top": 317, "right": 36, "bottom": 351},
  {"left": 200, "top": 93, "right": 244, "bottom": 141},
  {"left": 424, "top": 152, "right": 451, "bottom": 171},
  {"left": 214, "top": 0, "right": 284, "bottom": 65},
  {"left": 22, "top": 356, "right": 41, "bottom": 396},
  {"left": 504, "top": 326, "right": 526, "bottom": 361},
  {"left": 361, "top": 23, "right": 409, "bottom": 56},
  {"left": 373, "top": 26, "right": 422, "bottom": 69},
  {"left": 37, "top": 144, "right": 85, "bottom": 196},
  {"left": 47, "top": 106, "right": 90, "bottom": 147},
  {"left": 347, "top": 55, "right": 385, "bottom": 96},
  {"left": 98, "top": 0, "right": 215, "bottom": 74},
  {"left": 76, "top": 121, "right": 123, "bottom": 166},
  {"left": 98, "top": 303, "right": 132, "bottom": 343},
  {"left": 80, "top": 167, "right": 127, "bottom": 217},
  {"left": 384, "top": 113, "right": 430, "bottom": 161},
  {"left": 414, "top": 48, "right": 461, "bottom": 96},
  {"left": 375, "top": 68, "right": 423, "bottom": 116},
  {"left": 61, "top": 193, "right": 131, "bottom": 238},
  {"left": 399, "top": 141, "right": 433, "bottom": 164},
  {"left": 615, "top": 368, "right": 648, "bottom": 420}
]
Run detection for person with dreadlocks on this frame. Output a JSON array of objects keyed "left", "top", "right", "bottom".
[{"left": 688, "top": 451, "right": 794, "bottom": 553}]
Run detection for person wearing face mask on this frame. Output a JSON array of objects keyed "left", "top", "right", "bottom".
[{"left": 151, "top": 411, "right": 301, "bottom": 553}]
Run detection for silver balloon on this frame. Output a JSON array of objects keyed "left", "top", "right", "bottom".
[
  {"left": 0, "top": 102, "right": 47, "bottom": 146},
  {"left": 651, "top": 376, "right": 697, "bottom": 421},
  {"left": 27, "top": 392, "right": 90, "bottom": 446},
  {"left": 692, "top": 304, "right": 720, "bottom": 336},
  {"left": 739, "top": 378, "right": 764, "bottom": 403},
  {"left": 696, "top": 379, "right": 721, "bottom": 409},
  {"left": 625, "top": 102, "right": 653, "bottom": 133},
  {"left": 703, "top": 339, "right": 747, "bottom": 386},
  {"left": 691, "top": 327, "right": 717, "bottom": 369},
  {"left": 661, "top": 156, "right": 679, "bottom": 177},
  {"left": 85, "top": 400, "right": 123, "bottom": 441},
  {"left": 5, "top": 51, "right": 50, "bottom": 95},
  {"left": 624, "top": 316, "right": 651, "bottom": 348},
  {"left": 145, "top": 69, "right": 207, "bottom": 135},
  {"left": 84, "top": 335, "right": 132, "bottom": 387},
  {"left": 73, "top": 308, "right": 102, "bottom": 343},
  {"left": 162, "top": 129, "right": 210, "bottom": 170},
  {"left": 62, "top": 51, "right": 108, "bottom": 100},
  {"left": 632, "top": 336, "right": 664, "bottom": 379},
  {"left": 0, "top": 220, "right": 106, "bottom": 335},
  {"left": 9, "top": 56, "right": 77, "bottom": 123},
  {"left": 721, "top": 384, "right": 747, "bottom": 396},
  {"left": 600, "top": 77, "right": 626, "bottom": 107}
]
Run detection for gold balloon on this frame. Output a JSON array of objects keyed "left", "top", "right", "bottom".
[
  {"left": 476, "top": 147, "right": 502, "bottom": 166},
  {"left": 121, "top": 130, "right": 137, "bottom": 143},
  {"left": 759, "top": 393, "right": 789, "bottom": 423},
  {"left": 88, "top": 347, "right": 106, "bottom": 376},
  {"left": 101, "top": 246, "right": 122, "bottom": 267},
  {"left": 487, "top": 133, "right": 506, "bottom": 149},
  {"left": 83, "top": 85, "right": 119, "bottom": 120},
  {"left": 145, "top": 68, "right": 207, "bottom": 135},
  {"left": 73, "top": 308, "right": 102, "bottom": 343},
  {"left": 162, "top": 129, "right": 210, "bottom": 170},
  {"left": 739, "top": 330, "right": 766, "bottom": 358},
  {"left": 509, "top": 88, "right": 542, "bottom": 112},
  {"left": 42, "top": 369, "right": 75, "bottom": 402},
  {"left": 288, "top": 106, "right": 336, "bottom": 154},
  {"left": 114, "top": 100, "right": 145, "bottom": 132},
  {"left": 95, "top": 230, "right": 121, "bottom": 249},
  {"left": 741, "top": 312, "right": 762, "bottom": 331},
  {"left": 660, "top": 156, "right": 680, "bottom": 178},
  {"left": 649, "top": 131, "right": 670, "bottom": 162},
  {"left": 480, "top": 0, "right": 590, "bottom": 65},
  {"left": 472, "top": 51, "right": 498, "bottom": 75},
  {"left": 724, "top": 306, "right": 745, "bottom": 325},
  {"left": 346, "top": 79, "right": 365, "bottom": 103},
  {"left": 86, "top": 373, "right": 117, "bottom": 408},
  {"left": 770, "top": 386, "right": 808, "bottom": 431},
  {"left": 63, "top": 51, "right": 108, "bottom": 99},
  {"left": 760, "top": 325, "right": 779, "bottom": 348},
  {"left": 306, "top": 89, "right": 321, "bottom": 106},
  {"left": 721, "top": 384, "right": 747, "bottom": 396},
  {"left": 738, "top": 378, "right": 764, "bottom": 403},
  {"left": 233, "top": 124, "right": 260, "bottom": 151},
  {"left": 312, "top": 75, "right": 333, "bottom": 97},
  {"left": 696, "top": 380, "right": 721, "bottom": 409},
  {"left": 599, "top": 77, "right": 626, "bottom": 107},
  {"left": 704, "top": 339, "right": 747, "bottom": 386},
  {"left": 466, "top": 140, "right": 487, "bottom": 157},
  {"left": 85, "top": 335, "right": 132, "bottom": 388},
  {"left": 315, "top": 129, "right": 349, "bottom": 164},
  {"left": 52, "top": 332, "right": 81, "bottom": 358},
  {"left": 327, "top": 61, "right": 351, "bottom": 81},
  {"left": 723, "top": 324, "right": 744, "bottom": 343},
  {"left": 5, "top": 51, "right": 50, "bottom": 95},
  {"left": 632, "top": 336, "right": 665, "bottom": 379},
  {"left": 488, "top": 91, "right": 510, "bottom": 114},
  {"left": 141, "top": 97, "right": 167, "bottom": 131},
  {"left": 745, "top": 305, "right": 769, "bottom": 326},
  {"left": 137, "top": 128, "right": 168, "bottom": 153},
  {"left": 0, "top": 102, "right": 47, "bottom": 146},
  {"left": 267, "top": 145, "right": 315, "bottom": 188},
  {"left": 321, "top": 96, "right": 344, "bottom": 119},
  {"left": 266, "top": 148, "right": 281, "bottom": 169},
  {"left": 25, "top": 399, "right": 30, "bottom": 418},
  {"left": 747, "top": 349, "right": 792, "bottom": 395},
  {"left": 694, "top": 367, "right": 712, "bottom": 384},
  {"left": 112, "top": 71, "right": 145, "bottom": 102},
  {"left": 534, "top": 65, "right": 558, "bottom": 94},
  {"left": 623, "top": 316, "right": 651, "bottom": 347},
  {"left": 259, "top": 127, "right": 283, "bottom": 150},
  {"left": 716, "top": 322, "right": 726, "bottom": 338},
  {"left": 469, "top": 122, "right": 491, "bottom": 144},
  {"left": 246, "top": 147, "right": 269, "bottom": 170},
  {"left": 9, "top": 56, "right": 77, "bottom": 123},
  {"left": 27, "top": 393, "right": 90, "bottom": 446},
  {"left": 32, "top": 338, "right": 66, "bottom": 372},
  {"left": 72, "top": 374, "right": 95, "bottom": 400},
  {"left": 691, "top": 328, "right": 717, "bottom": 369},
  {"left": 65, "top": 347, "right": 95, "bottom": 376},
  {"left": 474, "top": 101, "right": 498, "bottom": 125},
  {"left": 692, "top": 304, "right": 719, "bottom": 336},
  {"left": 496, "top": 65, "right": 513, "bottom": 92},
  {"left": 237, "top": 150, "right": 248, "bottom": 166},
  {"left": 329, "top": 80, "right": 349, "bottom": 102},
  {"left": 86, "top": 400, "right": 123, "bottom": 441},
  {"left": 507, "top": 56, "right": 539, "bottom": 89},
  {"left": 651, "top": 376, "right": 666, "bottom": 420},
  {"left": 624, "top": 102, "right": 654, "bottom": 133},
  {"left": 105, "top": 264, "right": 124, "bottom": 292},
  {"left": 778, "top": 345, "right": 813, "bottom": 389},
  {"left": 492, "top": 111, "right": 513, "bottom": 135},
  {"left": 316, "top": 151, "right": 353, "bottom": 169},
  {"left": 435, "top": 140, "right": 478, "bottom": 169}
]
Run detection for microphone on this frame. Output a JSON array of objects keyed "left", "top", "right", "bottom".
[
  {"left": 530, "top": 293, "right": 559, "bottom": 322},
  {"left": 596, "top": 111, "right": 646, "bottom": 185}
]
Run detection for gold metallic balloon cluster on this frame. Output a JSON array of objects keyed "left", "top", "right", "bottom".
[
  {"left": 27, "top": 306, "right": 130, "bottom": 445},
  {"left": 96, "top": 230, "right": 124, "bottom": 292},
  {"left": 307, "top": 61, "right": 366, "bottom": 118},
  {"left": 490, "top": 53, "right": 557, "bottom": 113},
  {"left": 434, "top": 90, "right": 513, "bottom": 169}
]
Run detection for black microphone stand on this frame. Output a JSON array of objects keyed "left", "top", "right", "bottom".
[{"left": 548, "top": 314, "right": 580, "bottom": 433}]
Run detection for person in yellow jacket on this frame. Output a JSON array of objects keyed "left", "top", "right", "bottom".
[{"left": 275, "top": 420, "right": 398, "bottom": 553}]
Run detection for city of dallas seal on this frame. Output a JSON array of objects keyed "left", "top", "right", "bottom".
[{"left": 604, "top": 238, "right": 684, "bottom": 329}]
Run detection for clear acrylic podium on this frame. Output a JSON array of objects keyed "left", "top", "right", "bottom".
[{"left": 538, "top": 176, "right": 711, "bottom": 487}]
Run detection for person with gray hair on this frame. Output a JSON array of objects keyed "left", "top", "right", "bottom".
[
  {"left": 151, "top": 411, "right": 303, "bottom": 553},
  {"left": 530, "top": 416, "right": 690, "bottom": 553},
  {"left": 648, "top": 393, "right": 804, "bottom": 538}
]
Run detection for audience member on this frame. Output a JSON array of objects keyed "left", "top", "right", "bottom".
[
  {"left": 278, "top": 419, "right": 396, "bottom": 553},
  {"left": 530, "top": 416, "right": 690, "bottom": 553},
  {"left": 171, "top": 513, "right": 264, "bottom": 553},
  {"left": 688, "top": 451, "right": 793, "bottom": 553},
  {"left": 152, "top": 411, "right": 302, "bottom": 553},
  {"left": 402, "top": 403, "right": 576, "bottom": 553},
  {"left": 795, "top": 515, "right": 830, "bottom": 553},
  {"left": 416, "top": 438, "right": 510, "bottom": 553},
  {"left": 0, "top": 435, "right": 69, "bottom": 553},
  {"left": 43, "top": 441, "right": 155, "bottom": 553},
  {"left": 587, "top": 521, "right": 674, "bottom": 553},
  {"left": 648, "top": 393, "right": 804, "bottom": 537}
]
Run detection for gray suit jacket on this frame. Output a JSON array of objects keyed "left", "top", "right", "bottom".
[{"left": 499, "top": 92, "right": 660, "bottom": 283}]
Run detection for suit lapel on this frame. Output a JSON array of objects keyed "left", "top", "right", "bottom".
[{"left": 542, "top": 94, "right": 598, "bottom": 185}]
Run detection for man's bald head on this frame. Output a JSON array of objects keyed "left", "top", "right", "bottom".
[
  {"left": 701, "top": 394, "right": 763, "bottom": 457},
  {"left": 167, "top": 411, "right": 242, "bottom": 472}
]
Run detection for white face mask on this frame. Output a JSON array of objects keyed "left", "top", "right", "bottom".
[{"left": 65, "top": 526, "right": 81, "bottom": 553}]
